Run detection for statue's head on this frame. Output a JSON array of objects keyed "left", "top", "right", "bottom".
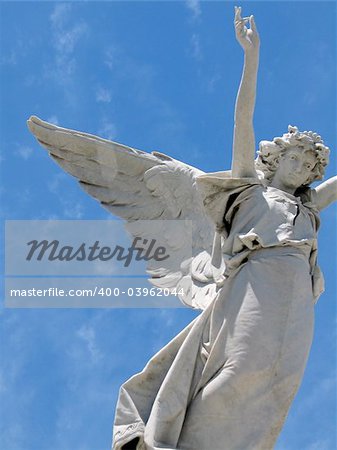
[{"left": 255, "top": 125, "right": 330, "bottom": 187}]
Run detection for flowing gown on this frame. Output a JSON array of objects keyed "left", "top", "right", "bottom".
[{"left": 113, "top": 175, "right": 324, "bottom": 450}]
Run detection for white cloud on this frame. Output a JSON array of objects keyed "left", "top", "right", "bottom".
[
  {"left": 48, "top": 173, "right": 66, "bottom": 195},
  {"left": 0, "top": 50, "right": 17, "bottom": 66},
  {"left": 0, "top": 424, "right": 25, "bottom": 450},
  {"left": 48, "top": 3, "right": 88, "bottom": 85},
  {"left": 190, "top": 33, "right": 202, "bottom": 61},
  {"left": 185, "top": 0, "right": 201, "bottom": 20},
  {"left": 17, "top": 188, "right": 32, "bottom": 205},
  {"left": 76, "top": 324, "right": 102, "bottom": 362},
  {"left": 303, "top": 91, "right": 318, "bottom": 107},
  {"left": 62, "top": 201, "right": 85, "bottom": 219},
  {"left": 294, "top": 370, "right": 336, "bottom": 428},
  {"left": 306, "top": 438, "right": 333, "bottom": 450},
  {"left": 207, "top": 74, "right": 222, "bottom": 93},
  {"left": 16, "top": 145, "right": 33, "bottom": 160},
  {"left": 54, "top": 23, "right": 87, "bottom": 56},
  {"left": 41, "top": 213, "right": 62, "bottom": 220},
  {"left": 103, "top": 44, "right": 156, "bottom": 91},
  {"left": 104, "top": 45, "right": 120, "bottom": 71},
  {"left": 102, "top": 44, "right": 187, "bottom": 152},
  {"left": 294, "top": 372, "right": 336, "bottom": 415},
  {"left": 50, "top": 3, "right": 71, "bottom": 29},
  {"left": 24, "top": 74, "right": 37, "bottom": 87},
  {"left": 98, "top": 118, "right": 117, "bottom": 141},
  {"left": 184, "top": 2, "right": 202, "bottom": 65},
  {"left": 96, "top": 87, "right": 112, "bottom": 104},
  {"left": 47, "top": 173, "right": 85, "bottom": 218},
  {"left": 158, "top": 310, "right": 175, "bottom": 327},
  {"left": 47, "top": 115, "right": 59, "bottom": 125}
]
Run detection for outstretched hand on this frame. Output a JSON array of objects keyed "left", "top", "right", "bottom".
[{"left": 234, "top": 6, "right": 260, "bottom": 53}]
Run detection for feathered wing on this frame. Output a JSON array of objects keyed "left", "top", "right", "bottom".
[{"left": 27, "top": 116, "right": 218, "bottom": 309}]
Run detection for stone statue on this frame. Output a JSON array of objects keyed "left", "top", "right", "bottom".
[{"left": 27, "top": 6, "right": 336, "bottom": 450}]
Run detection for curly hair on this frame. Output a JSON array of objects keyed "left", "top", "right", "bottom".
[{"left": 255, "top": 125, "right": 330, "bottom": 185}]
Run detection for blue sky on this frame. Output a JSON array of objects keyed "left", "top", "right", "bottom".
[{"left": 0, "top": 1, "right": 336, "bottom": 449}]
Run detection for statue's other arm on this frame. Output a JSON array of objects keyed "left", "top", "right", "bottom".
[
  {"left": 314, "top": 175, "right": 337, "bottom": 211},
  {"left": 231, "top": 6, "right": 260, "bottom": 178}
]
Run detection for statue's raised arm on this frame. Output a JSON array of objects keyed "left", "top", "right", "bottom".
[
  {"left": 231, "top": 7, "right": 337, "bottom": 210},
  {"left": 231, "top": 6, "right": 260, "bottom": 178}
]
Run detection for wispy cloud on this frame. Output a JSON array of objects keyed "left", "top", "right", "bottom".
[
  {"left": 47, "top": 3, "right": 88, "bottom": 85},
  {"left": 207, "top": 74, "right": 222, "bottom": 93},
  {"left": 103, "top": 44, "right": 157, "bottom": 93},
  {"left": 14, "top": 188, "right": 33, "bottom": 206},
  {"left": 103, "top": 44, "right": 187, "bottom": 150},
  {"left": 0, "top": 313, "right": 39, "bottom": 449},
  {"left": 15, "top": 145, "right": 33, "bottom": 160},
  {"left": 190, "top": 33, "right": 202, "bottom": 61},
  {"left": 306, "top": 438, "right": 333, "bottom": 450},
  {"left": 47, "top": 173, "right": 86, "bottom": 218},
  {"left": 48, "top": 173, "right": 66, "bottom": 195},
  {"left": 50, "top": 4, "right": 87, "bottom": 54},
  {"left": 185, "top": 0, "right": 201, "bottom": 21},
  {"left": 98, "top": 118, "right": 117, "bottom": 141},
  {"left": 96, "top": 87, "right": 112, "bottom": 104},
  {"left": 76, "top": 324, "right": 103, "bottom": 363},
  {"left": 103, "top": 45, "right": 120, "bottom": 71},
  {"left": 62, "top": 200, "right": 84, "bottom": 219},
  {"left": 0, "top": 50, "right": 17, "bottom": 66},
  {"left": 298, "top": 373, "right": 336, "bottom": 412},
  {"left": 50, "top": 3, "right": 70, "bottom": 29},
  {"left": 47, "top": 115, "right": 59, "bottom": 125},
  {"left": 158, "top": 310, "right": 175, "bottom": 327},
  {"left": 185, "top": 1, "right": 202, "bottom": 63}
]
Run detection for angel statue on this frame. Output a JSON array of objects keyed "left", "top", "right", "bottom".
[{"left": 27, "top": 6, "right": 336, "bottom": 450}]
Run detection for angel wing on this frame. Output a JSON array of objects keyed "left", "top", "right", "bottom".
[{"left": 27, "top": 116, "right": 219, "bottom": 309}]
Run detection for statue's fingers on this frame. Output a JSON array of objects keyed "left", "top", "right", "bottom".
[
  {"left": 249, "top": 15, "right": 258, "bottom": 33},
  {"left": 234, "top": 5, "right": 242, "bottom": 21},
  {"left": 235, "top": 18, "right": 249, "bottom": 30},
  {"left": 234, "top": 19, "right": 244, "bottom": 32},
  {"left": 235, "top": 22, "right": 245, "bottom": 36}
]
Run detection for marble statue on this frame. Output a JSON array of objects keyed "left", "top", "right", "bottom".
[{"left": 27, "top": 6, "right": 336, "bottom": 450}]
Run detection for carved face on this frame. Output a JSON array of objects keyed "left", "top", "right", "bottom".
[{"left": 272, "top": 147, "right": 317, "bottom": 189}]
